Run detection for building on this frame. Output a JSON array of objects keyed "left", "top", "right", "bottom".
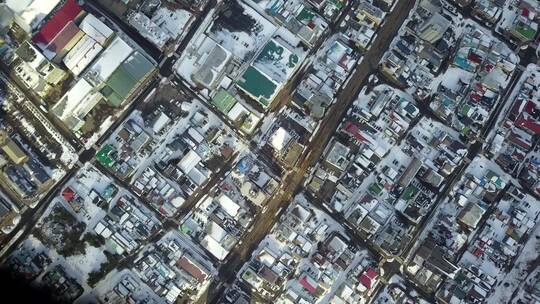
[
  {"left": 0, "top": 130, "right": 29, "bottom": 165},
  {"left": 13, "top": 41, "right": 68, "bottom": 97},
  {"left": 99, "top": 51, "right": 155, "bottom": 107},
  {"left": 0, "top": 5, "right": 14, "bottom": 35},
  {"left": 510, "top": 14, "right": 538, "bottom": 44},
  {"left": 51, "top": 78, "right": 103, "bottom": 131},
  {"left": 418, "top": 13, "right": 450, "bottom": 44},
  {"left": 79, "top": 14, "right": 115, "bottom": 46},
  {"left": 62, "top": 34, "right": 103, "bottom": 76},
  {"left": 86, "top": 36, "right": 134, "bottom": 85},
  {"left": 5, "top": 0, "right": 61, "bottom": 33},
  {"left": 356, "top": 2, "right": 385, "bottom": 27},
  {"left": 192, "top": 38, "right": 231, "bottom": 90},
  {"left": 31, "top": 0, "right": 85, "bottom": 57}
]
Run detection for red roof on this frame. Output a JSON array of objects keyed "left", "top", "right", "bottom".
[
  {"left": 475, "top": 82, "right": 485, "bottom": 93},
  {"left": 524, "top": 100, "right": 539, "bottom": 115},
  {"left": 470, "top": 92, "right": 481, "bottom": 102},
  {"left": 45, "top": 21, "right": 80, "bottom": 56},
  {"left": 365, "top": 267, "right": 378, "bottom": 280},
  {"left": 516, "top": 117, "right": 540, "bottom": 135},
  {"left": 509, "top": 132, "right": 532, "bottom": 150},
  {"left": 61, "top": 187, "right": 75, "bottom": 202},
  {"left": 177, "top": 256, "right": 207, "bottom": 283},
  {"left": 522, "top": 8, "right": 530, "bottom": 17},
  {"left": 509, "top": 99, "right": 524, "bottom": 120},
  {"left": 473, "top": 247, "right": 483, "bottom": 257},
  {"left": 343, "top": 121, "right": 369, "bottom": 143},
  {"left": 358, "top": 273, "right": 372, "bottom": 289},
  {"left": 299, "top": 276, "right": 317, "bottom": 294},
  {"left": 33, "top": 0, "right": 83, "bottom": 47},
  {"left": 468, "top": 52, "right": 482, "bottom": 64}
]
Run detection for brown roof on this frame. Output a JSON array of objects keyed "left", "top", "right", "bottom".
[
  {"left": 177, "top": 256, "right": 208, "bottom": 283},
  {"left": 45, "top": 21, "right": 81, "bottom": 54},
  {"left": 259, "top": 265, "right": 279, "bottom": 284}
]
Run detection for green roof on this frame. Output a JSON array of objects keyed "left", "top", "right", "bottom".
[
  {"left": 514, "top": 24, "right": 536, "bottom": 40},
  {"left": 105, "top": 65, "right": 138, "bottom": 104},
  {"left": 100, "top": 85, "right": 123, "bottom": 108},
  {"left": 237, "top": 66, "right": 277, "bottom": 107},
  {"left": 297, "top": 7, "right": 315, "bottom": 22},
  {"left": 212, "top": 89, "right": 237, "bottom": 113},
  {"left": 180, "top": 224, "right": 192, "bottom": 234},
  {"left": 256, "top": 39, "right": 299, "bottom": 69},
  {"left": 326, "top": 0, "right": 344, "bottom": 10},
  {"left": 402, "top": 185, "right": 419, "bottom": 201},
  {"left": 96, "top": 144, "right": 115, "bottom": 167},
  {"left": 103, "top": 52, "right": 154, "bottom": 107},
  {"left": 368, "top": 182, "right": 383, "bottom": 195}
]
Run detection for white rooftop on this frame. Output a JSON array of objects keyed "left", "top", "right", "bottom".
[
  {"left": 79, "top": 13, "right": 114, "bottom": 46},
  {"left": 87, "top": 36, "right": 133, "bottom": 83},
  {"left": 178, "top": 150, "right": 202, "bottom": 174},
  {"left": 270, "top": 127, "right": 292, "bottom": 152},
  {"left": 6, "top": 0, "right": 61, "bottom": 30},
  {"left": 63, "top": 35, "right": 103, "bottom": 76},
  {"left": 218, "top": 194, "right": 241, "bottom": 217}
]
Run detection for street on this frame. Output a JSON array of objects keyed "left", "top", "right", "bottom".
[{"left": 213, "top": 0, "right": 416, "bottom": 295}]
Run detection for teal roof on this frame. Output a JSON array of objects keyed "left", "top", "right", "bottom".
[
  {"left": 122, "top": 52, "right": 154, "bottom": 80},
  {"left": 237, "top": 66, "right": 277, "bottom": 107}
]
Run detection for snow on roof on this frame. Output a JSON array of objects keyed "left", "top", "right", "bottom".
[
  {"left": 63, "top": 35, "right": 103, "bottom": 76},
  {"left": 207, "top": 221, "right": 227, "bottom": 242},
  {"left": 218, "top": 194, "right": 241, "bottom": 217},
  {"left": 79, "top": 14, "right": 114, "bottom": 46},
  {"left": 187, "top": 166, "right": 208, "bottom": 186},
  {"left": 6, "top": 0, "right": 61, "bottom": 31},
  {"left": 178, "top": 150, "right": 201, "bottom": 173},
  {"left": 53, "top": 78, "right": 93, "bottom": 120},
  {"left": 171, "top": 196, "right": 185, "bottom": 208},
  {"left": 202, "top": 235, "right": 228, "bottom": 260},
  {"left": 87, "top": 36, "right": 133, "bottom": 83},
  {"left": 152, "top": 7, "right": 192, "bottom": 37},
  {"left": 227, "top": 102, "right": 248, "bottom": 121},
  {"left": 128, "top": 11, "right": 169, "bottom": 48},
  {"left": 187, "top": 127, "right": 204, "bottom": 143},
  {"left": 94, "top": 221, "right": 106, "bottom": 234},
  {"left": 152, "top": 112, "right": 171, "bottom": 133},
  {"left": 270, "top": 127, "right": 291, "bottom": 151}
]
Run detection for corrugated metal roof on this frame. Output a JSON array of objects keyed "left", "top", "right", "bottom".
[
  {"left": 32, "top": 0, "right": 83, "bottom": 47},
  {"left": 44, "top": 21, "right": 82, "bottom": 56},
  {"left": 79, "top": 14, "right": 113, "bottom": 46}
]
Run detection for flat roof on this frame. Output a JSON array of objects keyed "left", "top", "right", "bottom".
[
  {"left": 122, "top": 52, "right": 154, "bottom": 80},
  {"left": 105, "top": 65, "right": 138, "bottom": 100},
  {"left": 237, "top": 66, "right": 278, "bottom": 107},
  {"left": 87, "top": 36, "right": 133, "bottom": 82},
  {"left": 212, "top": 90, "right": 237, "bottom": 114},
  {"left": 101, "top": 52, "right": 154, "bottom": 106}
]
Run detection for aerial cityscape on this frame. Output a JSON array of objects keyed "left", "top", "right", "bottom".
[{"left": 0, "top": 0, "right": 540, "bottom": 303}]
